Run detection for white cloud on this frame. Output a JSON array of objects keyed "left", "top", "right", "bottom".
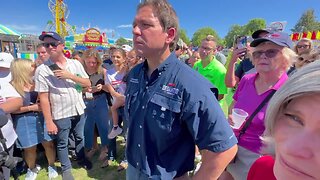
[
  {"left": 117, "top": 24, "right": 132, "bottom": 28},
  {"left": 100, "top": 28, "right": 115, "bottom": 33},
  {"left": 5, "top": 24, "right": 42, "bottom": 35}
]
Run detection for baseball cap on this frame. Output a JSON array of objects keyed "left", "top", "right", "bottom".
[
  {"left": 39, "top": 31, "right": 65, "bottom": 43},
  {"left": 122, "top": 44, "right": 132, "bottom": 52},
  {"left": 250, "top": 32, "right": 293, "bottom": 49},
  {"left": 251, "top": 29, "right": 271, "bottom": 39},
  {"left": 0, "top": 52, "right": 14, "bottom": 68}
]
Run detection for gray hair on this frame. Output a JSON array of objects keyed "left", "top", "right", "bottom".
[
  {"left": 262, "top": 60, "right": 320, "bottom": 154},
  {"left": 253, "top": 41, "right": 297, "bottom": 71}
]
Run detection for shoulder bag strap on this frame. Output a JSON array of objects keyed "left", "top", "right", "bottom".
[{"left": 238, "top": 90, "right": 276, "bottom": 140}]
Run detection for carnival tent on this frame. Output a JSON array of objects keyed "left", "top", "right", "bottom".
[
  {"left": 0, "top": 24, "right": 21, "bottom": 42},
  {"left": 291, "top": 31, "right": 320, "bottom": 41},
  {"left": 0, "top": 24, "right": 21, "bottom": 36}
]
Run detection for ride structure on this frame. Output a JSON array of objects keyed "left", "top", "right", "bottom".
[{"left": 46, "top": 0, "right": 76, "bottom": 38}]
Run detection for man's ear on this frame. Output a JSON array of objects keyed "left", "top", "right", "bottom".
[{"left": 166, "top": 27, "right": 177, "bottom": 44}]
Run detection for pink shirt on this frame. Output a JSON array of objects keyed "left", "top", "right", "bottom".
[{"left": 233, "top": 72, "right": 288, "bottom": 153}]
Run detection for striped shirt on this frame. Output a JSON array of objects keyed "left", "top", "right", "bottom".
[{"left": 34, "top": 58, "right": 89, "bottom": 120}]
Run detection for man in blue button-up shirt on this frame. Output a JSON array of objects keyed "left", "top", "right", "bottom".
[{"left": 125, "top": 0, "right": 238, "bottom": 179}]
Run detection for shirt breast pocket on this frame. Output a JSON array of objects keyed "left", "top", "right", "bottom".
[
  {"left": 125, "top": 91, "right": 138, "bottom": 117},
  {"left": 149, "top": 93, "right": 182, "bottom": 130}
]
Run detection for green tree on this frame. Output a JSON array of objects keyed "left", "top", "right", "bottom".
[
  {"left": 179, "top": 29, "right": 190, "bottom": 45},
  {"left": 115, "top": 37, "right": 129, "bottom": 46},
  {"left": 242, "top": 18, "right": 266, "bottom": 36},
  {"left": 224, "top": 25, "right": 244, "bottom": 48},
  {"left": 191, "top": 27, "right": 221, "bottom": 47},
  {"left": 291, "top": 9, "right": 320, "bottom": 32}
]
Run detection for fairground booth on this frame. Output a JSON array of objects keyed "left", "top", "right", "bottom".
[
  {"left": 66, "top": 28, "right": 112, "bottom": 53},
  {"left": 0, "top": 24, "right": 20, "bottom": 55}
]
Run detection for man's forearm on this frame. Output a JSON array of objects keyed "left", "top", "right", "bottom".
[
  {"left": 70, "top": 75, "right": 91, "bottom": 87},
  {"left": 193, "top": 145, "right": 238, "bottom": 180}
]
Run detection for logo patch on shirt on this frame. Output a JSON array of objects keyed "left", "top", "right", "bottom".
[
  {"left": 160, "top": 113, "right": 165, "bottom": 119},
  {"left": 162, "top": 84, "right": 179, "bottom": 95},
  {"left": 130, "top": 78, "right": 139, "bottom": 84}
]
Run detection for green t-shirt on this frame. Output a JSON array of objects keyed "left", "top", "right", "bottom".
[{"left": 193, "top": 57, "right": 228, "bottom": 95}]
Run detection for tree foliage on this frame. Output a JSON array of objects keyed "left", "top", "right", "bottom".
[
  {"left": 224, "top": 25, "right": 243, "bottom": 48},
  {"left": 179, "top": 29, "right": 190, "bottom": 45},
  {"left": 115, "top": 37, "right": 129, "bottom": 46},
  {"left": 223, "top": 18, "right": 266, "bottom": 48},
  {"left": 291, "top": 9, "right": 320, "bottom": 32},
  {"left": 191, "top": 27, "right": 221, "bottom": 47},
  {"left": 242, "top": 18, "right": 266, "bottom": 36}
]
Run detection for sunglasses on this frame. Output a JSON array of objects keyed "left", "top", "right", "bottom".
[
  {"left": 43, "top": 42, "right": 61, "bottom": 48},
  {"left": 296, "top": 44, "right": 310, "bottom": 49},
  {"left": 252, "top": 49, "right": 280, "bottom": 59}
]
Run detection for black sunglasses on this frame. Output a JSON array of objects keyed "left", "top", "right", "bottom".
[
  {"left": 296, "top": 45, "right": 310, "bottom": 49},
  {"left": 252, "top": 49, "right": 280, "bottom": 59},
  {"left": 43, "top": 42, "right": 61, "bottom": 48}
]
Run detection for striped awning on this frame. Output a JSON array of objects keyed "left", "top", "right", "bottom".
[{"left": 0, "top": 24, "right": 20, "bottom": 36}]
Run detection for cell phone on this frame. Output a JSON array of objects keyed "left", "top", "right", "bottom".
[
  {"left": 236, "top": 36, "right": 247, "bottom": 49},
  {"left": 48, "top": 63, "right": 61, "bottom": 71}
]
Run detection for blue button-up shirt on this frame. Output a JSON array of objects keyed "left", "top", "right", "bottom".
[{"left": 125, "top": 53, "right": 237, "bottom": 179}]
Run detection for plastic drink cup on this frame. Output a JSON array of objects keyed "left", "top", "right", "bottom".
[{"left": 231, "top": 108, "right": 249, "bottom": 129}]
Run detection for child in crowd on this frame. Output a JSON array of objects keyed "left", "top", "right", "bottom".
[{"left": 106, "top": 48, "right": 128, "bottom": 139}]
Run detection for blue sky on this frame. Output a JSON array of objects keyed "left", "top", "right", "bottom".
[{"left": 2, "top": 0, "right": 320, "bottom": 40}]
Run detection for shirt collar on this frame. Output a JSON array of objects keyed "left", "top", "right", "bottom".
[
  {"left": 272, "top": 72, "right": 288, "bottom": 90},
  {"left": 142, "top": 52, "right": 177, "bottom": 74}
]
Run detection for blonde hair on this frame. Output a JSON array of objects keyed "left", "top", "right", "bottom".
[
  {"left": 296, "top": 49, "right": 320, "bottom": 68},
  {"left": 10, "top": 59, "right": 35, "bottom": 97},
  {"left": 82, "top": 49, "right": 103, "bottom": 74},
  {"left": 262, "top": 60, "right": 320, "bottom": 154},
  {"left": 294, "top": 38, "right": 313, "bottom": 54}
]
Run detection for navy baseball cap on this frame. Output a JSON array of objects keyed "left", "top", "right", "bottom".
[
  {"left": 39, "top": 31, "right": 65, "bottom": 43},
  {"left": 250, "top": 32, "right": 293, "bottom": 49}
]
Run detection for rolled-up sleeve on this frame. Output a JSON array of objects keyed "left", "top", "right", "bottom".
[{"left": 182, "top": 94, "right": 237, "bottom": 152}]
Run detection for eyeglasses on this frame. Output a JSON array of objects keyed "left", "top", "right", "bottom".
[
  {"left": 252, "top": 49, "right": 281, "bottom": 59},
  {"left": 296, "top": 44, "right": 310, "bottom": 49},
  {"left": 43, "top": 42, "right": 61, "bottom": 48},
  {"left": 200, "top": 46, "right": 215, "bottom": 52}
]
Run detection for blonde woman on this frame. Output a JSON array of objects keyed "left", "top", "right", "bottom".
[
  {"left": 82, "top": 49, "right": 110, "bottom": 167},
  {"left": 294, "top": 38, "right": 313, "bottom": 56},
  {"left": 10, "top": 59, "right": 57, "bottom": 180},
  {"left": 248, "top": 60, "right": 320, "bottom": 180}
]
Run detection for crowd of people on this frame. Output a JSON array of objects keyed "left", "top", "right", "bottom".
[{"left": 1, "top": 0, "right": 320, "bottom": 180}]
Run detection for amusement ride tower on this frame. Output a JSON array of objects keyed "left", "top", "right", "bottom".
[{"left": 46, "top": 0, "right": 75, "bottom": 37}]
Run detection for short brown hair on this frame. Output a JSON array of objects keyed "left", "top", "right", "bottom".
[{"left": 138, "top": 0, "right": 179, "bottom": 50}]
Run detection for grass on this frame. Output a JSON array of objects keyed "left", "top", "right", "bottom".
[
  {"left": 12, "top": 91, "right": 233, "bottom": 180},
  {"left": 12, "top": 137, "right": 126, "bottom": 180}
]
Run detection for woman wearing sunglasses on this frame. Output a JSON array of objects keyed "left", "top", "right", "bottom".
[
  {"left": 248, "top": 60, "right": 320, "bottom": 180},
  {"left": 287, "top": 38, "right": 314, "bottom": 75},
  {"left": 220, "top": 32, "right": 297, "bottom": 180},
  {"left": 294, "top": 38, "right": 313, "bottom": 56}
]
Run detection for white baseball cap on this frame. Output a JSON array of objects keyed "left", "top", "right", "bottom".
[
  {"left": 122, "top": 44, "right": 132, "bottom": 52},
  {"left": 0, "top": 52, "right": 14, "bottom": 68}
]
